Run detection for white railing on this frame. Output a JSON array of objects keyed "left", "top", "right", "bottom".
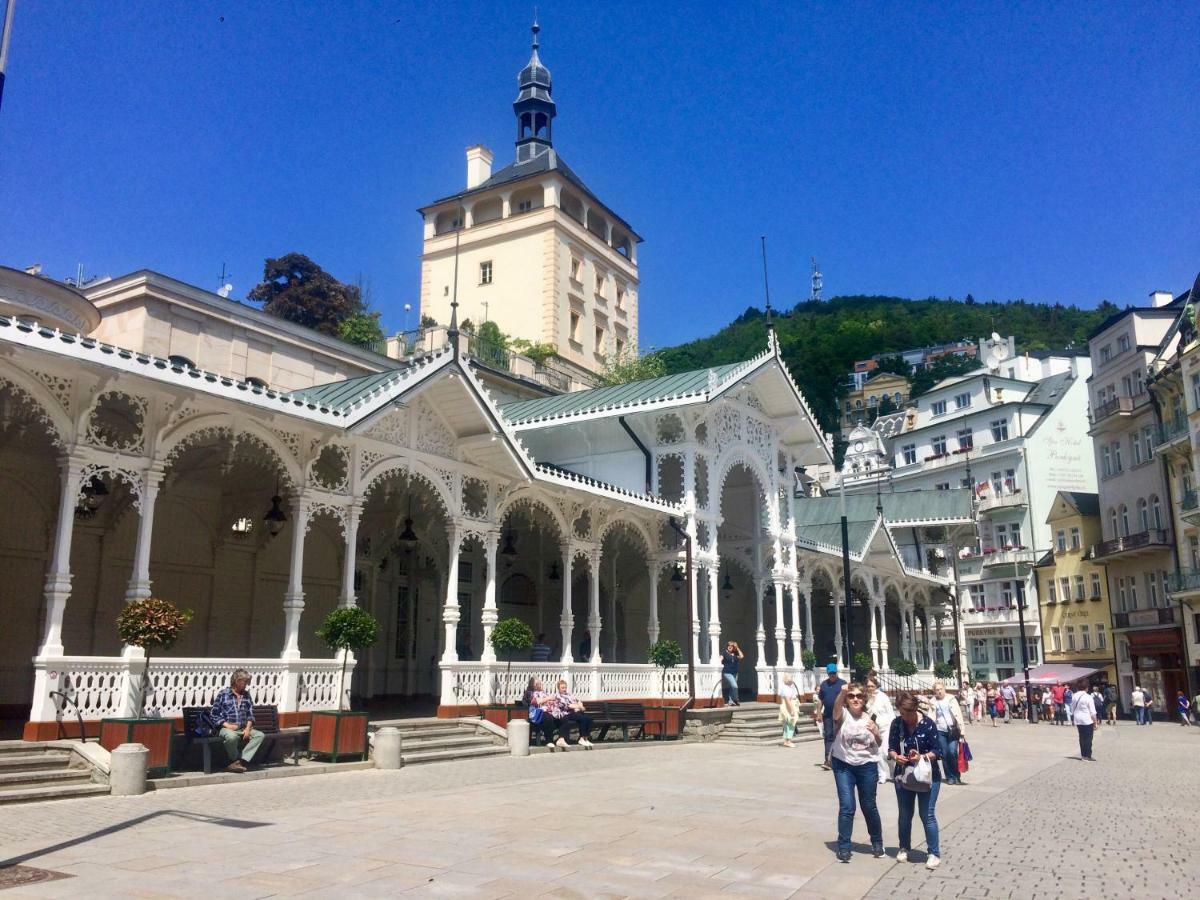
[
  {"left": 982, "top": 548, "right": 1037, "bottom": 566},
  {"left": 977, "top": 491, "right": 1026, "bottom": 513},
  {"left": 30, "top": 656, "right": 348, "bottom": 722}
]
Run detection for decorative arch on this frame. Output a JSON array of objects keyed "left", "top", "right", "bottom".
[
  {"left": 159, "top": 414, "right": 303, "bottom": 487},
  {"left": 360, "top": 455, "right": 454, "bottom": 517},
  {"left": 714, "top": 449, "right": 774, "bottom": 510},
  {"left": 596, "top": 514, "right": 655, "bottom": 557},
  {"left": 496, "top": 488, "right": 569, "bottom": 539},
  {"left": 0, "top": 362, "right": 71, "bottom": 446}
]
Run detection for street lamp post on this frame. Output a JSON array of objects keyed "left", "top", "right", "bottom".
[
  {"left": 668, "top": 518, "right": 696, "bottom": 708},
  {"left": 1015, "top": 583, "right": 1034, "bottom": 723}
]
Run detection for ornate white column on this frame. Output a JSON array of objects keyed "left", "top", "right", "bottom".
[
  {"left": 338, "top": 502, "right": 362, "bottom": 608},
  {"left": 707, "top": 565, "right": 721, "bottom": 662},
  {"left": 440, "top": 521, "right": 463, "bottom": 663},
  {"left": 281, "top": 496, "right": 310, "bottom": 660},
  {"left": 788, "top": 580, "right": 802, "bottom": 667},
  {"left": 479, "top": 530, "right": 500, "bottom": 663},
  {"left": 647, "top": 562, "right": 660, "bottom": 646},
  {"left": 773, "top": 581, "right": 786, "bottom": 668},
  {"left": 878, "top": 593, "right": 891, "bottom": 670},
  {"left": 753, "top": 576, "right": 767, "bottom": 671},
  {"left": 925, "top": 607, "right": 937, "bottom": 669},
  {"left": 124, "top": 466, "right": 162, "bottom": 602},
  {"left": 868, "top": 600, "right": 881, "bottom": 670},
  {"left": 587, "top": 547, "right": 602, "bottom": 663},
  {"left": 689, "top": 563, "right": 702, "bottom": 666},
  {"left": 37, "top": 457, "right": 85, "bottom": 658},
  {"left": 803, "top": 578, "right": 815, "bottom": 652},
  {"left": 559, "top": 543, "right": 574, "bottom": 664}
]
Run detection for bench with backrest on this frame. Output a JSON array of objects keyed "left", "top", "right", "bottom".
[
  {"left": 589, "top": 701, "right": 650, "bottom": 743},
  {"left": 180, "top": 704, "right": 302, "bottom": 774}
]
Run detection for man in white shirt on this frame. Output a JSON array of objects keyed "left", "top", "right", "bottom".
[
  {"left": 1131, "top": 686, "right": 1146, "bottom": 725},
  {"left": 1070, "top": 680, "right": 1098, "bottom": 760}
]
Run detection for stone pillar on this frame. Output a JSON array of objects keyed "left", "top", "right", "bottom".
[
  {"left": 587, "top": 548, "right": 602, "bottom": 663},
  {"left": 500, "top": 191, "right": 512, "bottom": 218},
  {"left": 281, "top": 498, "right": 310, "bottom": 660},
  {"left": 440, "top": 522, "right": 463, "bottom": 663},
  {"left": 559, "top": 543, "right": 574, "bottom": 664},
  {"left": 707, "top": 565, "right": 721, "bottom": 662},
  {"left": 689, "top": 563, "right": 702, "bottom": 667},
  {"left": 647, "top": 563, "right": 660, "bottom": 646},
  {"left": 869, "top": 600, "right": 881, "bottom": 670},
  {"left": 339, "top": 503, "right": 361, "bottom": 608},
  {"left": 38, "top": 457, "right": 85, "bottom": 658},
  {"left": 373, "top": 727, "right": 402, "bottom": 769},
  {"left": 480, "top": 530, "right": 500, "bottom": 663},
  {"left": 124, "top": 467, "right": 162, "bottom": 602},
  {"left": 753, "top": 577, "right": 767, "bottom": 671},
  {"left": 773, "top": 581, "right": 786, "bottom": 668},
  {"left": 879, "top": 601, "right": 891, "bottom": 671},
  {"left": 833, "top": 581, "right": 844, "bottom": 668}
]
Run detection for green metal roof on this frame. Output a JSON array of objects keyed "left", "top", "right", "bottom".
[
  {"left": 500, "top": 361, "right": 746, "bottom": 424},
  {"left": 284, "top": 370, "right": 408, "bottom": 414},
  {"left": 794, "top": 489, "right": 973, "bottom": 554}
]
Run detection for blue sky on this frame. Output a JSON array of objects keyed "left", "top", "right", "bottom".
[{"left": 1, "top": 1, "right": 1197, "bottom": 347}]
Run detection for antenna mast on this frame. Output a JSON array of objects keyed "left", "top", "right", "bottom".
[{"left": 811, "top": 256, "right": 823, "bottom": 302}]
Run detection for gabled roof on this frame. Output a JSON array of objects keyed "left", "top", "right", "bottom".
[{"left": 1046, "top": 490, "right": 1100, "bottom": 522}]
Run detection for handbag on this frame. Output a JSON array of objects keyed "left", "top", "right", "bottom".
[
  {"left": 898, "top": 756, "right": 932, "bottom": 792},
  {"left": 957, "top": 742, "right": 969, "bottom": 773},
  {"left": 529, "top": 704, "right": 544, "bottom": 725},
  {"left": 960, "top": 738, "right": 973, "bottom": 762}
]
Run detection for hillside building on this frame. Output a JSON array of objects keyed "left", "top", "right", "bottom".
[{"left": 840, "top": 371, "right": 910, "bottom": 431}]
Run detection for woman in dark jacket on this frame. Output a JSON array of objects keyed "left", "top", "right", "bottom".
[{"left": 888, "top": 691, "right": 944, "bottom": 870}]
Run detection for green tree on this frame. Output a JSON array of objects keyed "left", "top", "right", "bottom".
[
  {"left": 490, "top": 617, "right": 535, "bottom": 702},
  {"left": 596, "top": 348, "right": 667, "bottom": 386},
  {"left": 248, "top": 253, "right": 365, "bottom": 336},
  {"left": 873, "top": 354, "right": 912, "bottom": 378},
  {"left": 316, "top": 607, "right": 381, "bottom": 710},
  {"left": 338, "top": 311, "right": 384, "bottom": 347},
  {"left": 419, "top": 314, "right": 438, "bottom": 329},
  {"left": 511, "top": 338, "right": 558, "bottom": 366},
  {"left": 648, "top": 639, "right": 684, "bottom": 697},
  {"left": 117, "top": 597, "right": 193, "bottom": 716}
]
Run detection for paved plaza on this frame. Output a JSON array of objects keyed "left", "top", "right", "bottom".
[{"left": 0, "top": 719, "right": 1196, "bottom": 898}]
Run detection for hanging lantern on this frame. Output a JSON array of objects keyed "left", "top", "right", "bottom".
[
  {"left": 670, "top": 565, "right": 684, "bottom": 584},
  {"left": 397, "top": 517, "right": 418, "bottom": 545},
  {"left": 263, "top": 494, "right": 288, "bottom": 537},
  {"left": 501, "top": 531, "right": 517, "bottom": 556},
  {"left": 722, "top": 572, "right": 733, "bottom": 593},
  {"left": 548, "top": 560, "right": 560, "bottom": 581}
]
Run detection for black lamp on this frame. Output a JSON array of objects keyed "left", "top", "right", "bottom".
[
  {"left": 722, "top": 572, "right": 733, "bottom": 593},
  {"left": 263, "top": 493, "right": 287, "bottom": 537},
  {"left": 548, "top": 560, "right": 560, "bottom": 581},
  {"left": 501, "top": 531, "right": 517, "bottom": 557},
  {"left": 75, "top": 475, "right": 109, "bottom": 519},
  {"left": 671, "top": 565, "right": 684, "bottom": 584},
  {"left": 398, "top": 495, "right": 418, "bottom": 547}
]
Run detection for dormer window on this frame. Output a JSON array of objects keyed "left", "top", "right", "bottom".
[{"left": 517, "top": 198, "right": 533, "bottom": 213}]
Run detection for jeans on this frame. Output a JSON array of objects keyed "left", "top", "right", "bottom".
[
  {"left": 936, "top": 731, "right": 959, "bottom": 782},
  {"left": 218, "top": 727, "right": 265, "bottom": 763},
  {"left": 895, "top": 778, "right": 941, "bottom": 857},
  {"left": 822, "top": 717, "right": 835, "bottom": 762},
  {"left": 556, "top": 712, "right": 594, "bottom": 742},
  {"left": 1145, "top": 706, "right": 1153, "bottom": 725},
  {"left": 530, "top": 714, "right": 558, "bottom": 745},
  {"left": 1077, "top": 723, "right": 1094, "bottom": 758},
  {"left": 831, "top": 756, "right": 882, "bottom": 853},
  {"left": 1135, "top": 706, "right": 1146, "bottom": 725},
  {"left": 722, "top": 673, "right": 739, "bottom": 704}
]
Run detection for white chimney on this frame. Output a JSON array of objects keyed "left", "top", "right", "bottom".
[
  {"left": 1149, "top": 290, "right": 1173, "bottom": 308},
  {"left": 466, "top": 145, "right": 494, "bottom": 189}
]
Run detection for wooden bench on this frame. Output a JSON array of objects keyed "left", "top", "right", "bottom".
[
  {"left": 180, "top": 704, "right": 302, "bottom": 774},
  {"left": 590, "top": 701, "right": 650, "bottom": 743}
]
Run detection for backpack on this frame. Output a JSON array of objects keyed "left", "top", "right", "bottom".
[{"left": 192, "top": 709, "right": 216, "bottom": 737}]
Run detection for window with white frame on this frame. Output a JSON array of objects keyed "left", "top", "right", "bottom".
[
  {"left": 957, "top": 427, "right": 973, "bottom": 450},
  {"left": 1143, "top": 426, "right": 1155, "bottom": 461},
  {"left": 1074, "top": 575, "right": 1085, "bottom": 600},
  {"left": 955, "top": 392, "right": 971, "bottom": 409},
  {"left": 1128, "top": 576, "right": 1139, "bottom": 609},
  {"left": 1138, "top": 498, "right": 1150, "bottom": 532},
  {"left": 1151, "top": 496, "right": 1162, "bottom": 530},
  {"left": 1056, "top": 530, "right": 1067, "bottom": 552},
  {"left": 1090, "top": 572, "right": 1101, "bottom": 598},
  {"left": 616, "top": 286, "right": 625, "bottom": 309},
  {"left": 935, "top": 482, "right": 951, "bottom": 491},
  {"left": 1148, "top": 572, "right": 1159, "bottom": 608},
  {"left": 1193, "top": 373, "right": 1200, "bottom": 409},
  {"left": 1113, "top": 441, "right": 1123, "bottom": 472},
  {"left": 594, "top": 271, "right": 605, "bottom": 295},
  {"left": 594, "top": 326, "right": 605, "bottom": 353},
  {"left": 570, "top": 257, "right": 582, "bottom": 283},
  {"left": 931, "top": 435, "right": 947, "bottom": 456},
  {"left": 1100, "top": 344, "right": 1112, "bottom": 362},
  {"left": 1096, "top": 623, "right": 1107, "bottom": 649},
  {"left": 1051, "top": 627, "right": 1062, "bottom": 652},
  {"left": 1047, "top": 579, "right": 1057, "bottom": 603},
  {"left": 1060, "top": 576, "right": 1071, "bottom": 602},
  {"left": 1001, "top": 582, "right": 1014, "bottom": 606},
  {"left": 968, "top": 585, "right": 985, "bottom": 609},
  {"left": 932, "top": 399, "right": 947, "bottom": 416},
  {"left": 1101, "top": 446, "right": 1112, "bottom": 477},
  {"left": 1133, "top": 434, "right": 1143, "bottom": 466},
  {"left": 517, "top": 197, "right": 534, "bottom": 213},
  {"left": 1081, "top": 624, "right": 1092, "bottom": 650},
  {"left": 1116, "top": 576, "right": 1127, "bottom": 612},
  {"left": 1026, "top": 639, "right": 1039, "bottom": 664},
  {"left": 1065, "top": 625, "right": 1076, "bottom": 651},
  {"left": 991, "top": 419, "right": 1009, "bottom": 441},
  {"left": 996, "top": 638, "right": 1015, "bottom": 663},
  {"left": 1120, "top": 505, "right": 1130, "bottom": 536},
  {"left": 569, "top": 310, "right": 581, "bottom": 343},
  {"left": 971, "top": 639, "right": 989, "bottom": 664},
  {"left": 479, "top": 260, "right": 493, "bottom": 285},
  {"left": 1070, "top": 527, "right": 1081, "bottom": 550},
  {"left": 1117, "top": 334, "right": 1130, "bottom": 353},
  {"left": 902, "top": 444, "right": 917, "bottom": 465}
]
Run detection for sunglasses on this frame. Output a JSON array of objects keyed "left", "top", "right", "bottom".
[{"left": 846, "top": 693, "right": 865, "bottom": 700}]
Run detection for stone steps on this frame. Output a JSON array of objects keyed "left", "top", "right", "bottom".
[
  {"left": 714, "top": 703, "right": 822, "bottom": 747},
  {"left": 401, "top": 744, "right": 509, "bottom": 766},
  {"left": 0, "top": 742, "right": 109, "bottom": 805},
  {"left": 372, "top": 718, "right": 508, "bottom": 767}
]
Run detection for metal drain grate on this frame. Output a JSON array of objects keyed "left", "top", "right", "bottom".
[{"left": 0, "top": 864, "right": 74, "bottom": 891}]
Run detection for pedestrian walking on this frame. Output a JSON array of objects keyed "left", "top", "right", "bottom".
[
  {"left": 1131, "top": 685, "right": 1146, "bottom": 725},
  {"left": 889, "top": 691, "right": 943, "bottom": 870},
  {"left": 1193, "top": 691, "right": 1200, "bottom": 725},
  {"left": 993, "top": 690, "right": 1006, "bottom": 726},
  {"left": 1052, "top": 682, "right": 1067, "bottom": 724},
  {"left": 1001, "top": 683, "right": 1016, "bottom": 722},
  {"left": 1091, "top": 684, "right": 1106, "bottom": 725},
  {"left": 1177, "top": 690, "right": 1191, "bottom": 726},
  {"left": 829, "top": 682, "right": 884, "bottom": 862},
  {"left": 1070, "top": 680, "right": 1098, "bottom": 760},
  {"left": 814, "top": 663, "right": 846, "bottom": 770},
  {"left": 1143, "top": 687, "right": 1154, "bottom": 725},
  {"left": 962, "top": 683, "right": 976, "bottom": 724},
  {"left": 1042, "top": 687, "right": 1054, "bottom": 723},
  {"left": 986, "top": 684, "right": 999, "bottom": 726},
  {"left": 720, "top": 641, "right": 744, "bottom": 707},
  {"left": 779, "top": 673, "right": 800, "bottom": 747},
  {"left": 1104, "top": 683, "right": 1118, "bottom": 725},
  {"left": 931, "top": 680, "right": 965, "bottom": 785},
  {"left": 865, "top": 671, "right": 895, "bottom": 784}
]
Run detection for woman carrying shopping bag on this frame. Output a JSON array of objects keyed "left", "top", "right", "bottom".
[{"left": 888, "top": 691, "right": 945, "bottom": 870}]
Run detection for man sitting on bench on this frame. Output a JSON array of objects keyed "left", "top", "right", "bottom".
[
  {"left": 547, "top": 679, "right": 594, "bottom": 750},
  {"left": 209, "top": 668, "right": 265, "bottom": 773}
]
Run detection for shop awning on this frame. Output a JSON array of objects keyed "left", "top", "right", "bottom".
[{"left": 1000, "top": 664, "right": 1101, "bottom": 686}]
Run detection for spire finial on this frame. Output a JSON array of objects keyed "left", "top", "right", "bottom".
[
  {"left": 531, "top": 13, "right": 540, "bottom": 51},
  {"left": 760, "top": 235, "right": 774, "bottom": 334}
]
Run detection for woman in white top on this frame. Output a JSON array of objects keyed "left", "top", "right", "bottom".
[
  {"left": 930, "top": 681, "right": 966, "bottom": 784},
  {"left": 961, "top": 684, "right": 976, "bottom": 724},
  {"left": 779, "top": 673, "right": 801, "bottom": 747},
  {"left": 865, "top": 672, "right": 895, "bottom": 784},
  {"left": 829, "top": 682, "right": 884, "bottom": 863}
]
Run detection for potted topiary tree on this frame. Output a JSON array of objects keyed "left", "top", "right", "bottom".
[
  {"left": 800, "top": 649, "right": 817, "bottom": 671},
  {"left": 309, "top": 607, "right": 380, "bottom": 762},
  {"left": 485, "top": 617, "right": 534, "bottom": 727},
  {"left": 101, "top": 597, "right": 193, "bottom": 773},
  {"left": 933, "top": 661, "right": 956, "bottom": 680},
  {"left": 893, "top": 658, "right": 918, "bottom": 677},
  {"left": 852, "top": 651, "right": 873, "bottom": 681},
  {"left": 647, "top": 639, "right": 684, "bottom": 739}
]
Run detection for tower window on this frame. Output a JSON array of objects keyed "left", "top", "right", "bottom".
[
  {"left": 479, "top": 261, "right": 493, "bottom": 285},
  {"left": 570, "top": 257, "right": 582, "bottom": 284},
  {"left": 615, "top": 338, "right": 626, "bottom": 357},
  {"left": 595, "top": 326, "right": 605, "bottom": 354},
  {"left": 616, "top": 286, "right": 625, "bottom": 309},
  {"left": 595, "top": 271, "right": 605, "bottom": 295},
  {"left": 569, "top": 311, "right": 581, "bottom": 344}
]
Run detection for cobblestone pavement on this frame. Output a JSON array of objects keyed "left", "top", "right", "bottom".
[
  {"left": 0, "top": 720, "right": 1194, "bottom": 898},
  {"left": 866, "top": 720, "right": 1200, "bottom": 900}
]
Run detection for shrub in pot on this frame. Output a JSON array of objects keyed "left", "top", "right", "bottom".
[
  {"left": 800, "top": 649, "right": 817, "bottom": 671},
  {"left": 490, "top": 617, "right": 534, "bottom": 703},
  {"left": 309, "top": 607, "right": 380, "bottom": 762},
  {"left": 893, "top": 658, "right": 918, "bottom": 677}
]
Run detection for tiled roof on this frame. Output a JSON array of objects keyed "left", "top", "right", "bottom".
[
  {"left": 1059, "top": 491, "right": 1101, "bottom": 518},
  {"left": 1023, "top": 371, "right": 1074, "bottom": 406},
  {"left": 500, "top": 361, "right": 747, "bottom": 425},
  {"left": 285, "top": 370, "right": 411, "bottom": 414}
]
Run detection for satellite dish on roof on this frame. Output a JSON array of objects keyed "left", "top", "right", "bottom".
[
  {"left": 984, "top": 333, "right": 1010, "bottom": 370},
  {"left": 218, "top": 283, "right": 234, "bottom": 298}
]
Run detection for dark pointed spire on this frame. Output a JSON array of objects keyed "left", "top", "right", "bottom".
[
  {"left": 760, "top": 236, "right": 774, "bottom": 334},
  {"left": 514, "top": 18, "right": 556, "bottom": 163}
]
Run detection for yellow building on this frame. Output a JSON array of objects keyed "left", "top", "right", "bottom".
[
  {"left": 1034, "top": 491, "right": 1118, "bottom": 683},
  {"left": 841, "top": 371, "right": 911, "bottom": 431}
]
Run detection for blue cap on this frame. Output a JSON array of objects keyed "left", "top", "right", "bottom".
[{"left": 826, "top": 663, "right": 839, "bottom": 674}]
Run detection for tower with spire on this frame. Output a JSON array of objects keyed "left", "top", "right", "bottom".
[{"left": 418, "top": 20, "right": 642, "bottom": 391}]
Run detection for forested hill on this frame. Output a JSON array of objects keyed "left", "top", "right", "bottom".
[{"left": 656, "top": 295, "right": 1118, "bottom": 432}]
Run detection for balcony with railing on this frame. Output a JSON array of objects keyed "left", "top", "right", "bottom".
[
  {"left": 980, "top": 547, "right": 1038, "bottom": 568},
  {"left": 1113, "top": 606, "right": 1178, "bottom": 629},
  {"left": 1088, "top": 529, "right": 1172, "bottom": 561},
  {"left": 977, "top": 490, "right": 1027, "bottom": 513},
  {"left": 1181, "top": 491, "right": 1200, "bottom": 525},
  {"left": 1166, "top": 570, "right": 1200, "bottom": 596},
  {"left": 1089, "top": 393, "right": 1150, "bottom": 429},
  {"left": 1154, "top": 418, "right": 1190, "bottom": 450}
]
